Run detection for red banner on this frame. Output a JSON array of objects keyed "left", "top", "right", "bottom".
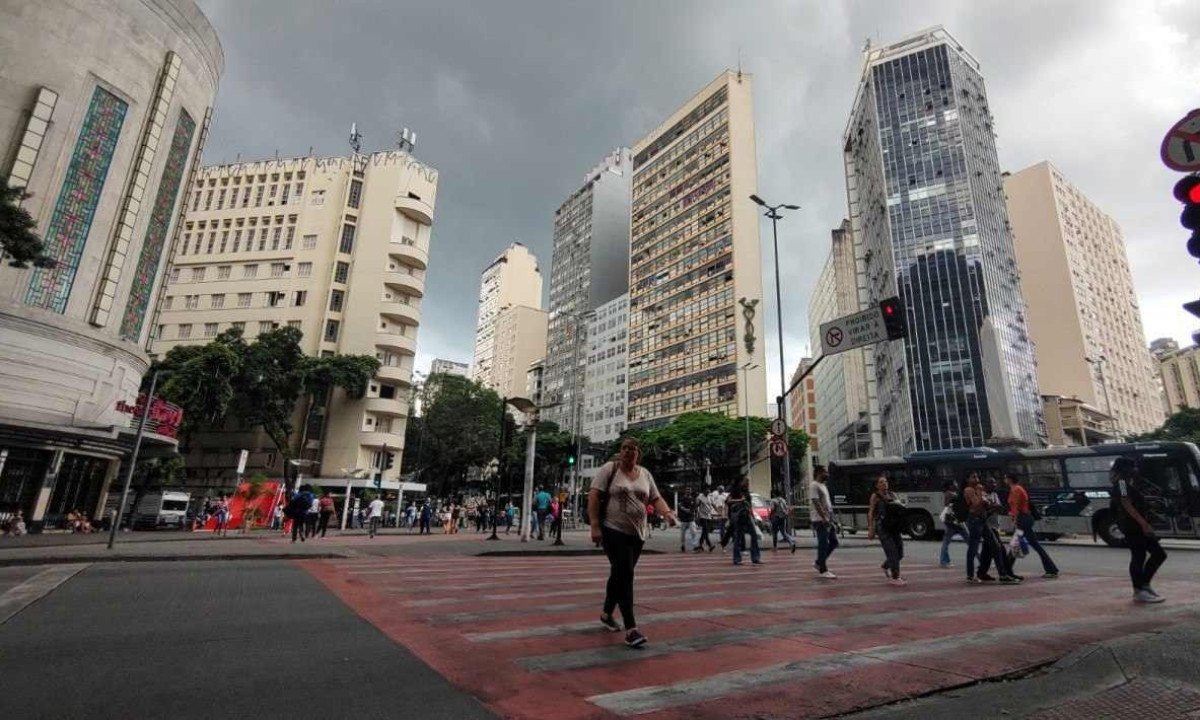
[{"left": 116, "top": 394, "right": 184, "bottom": 438}]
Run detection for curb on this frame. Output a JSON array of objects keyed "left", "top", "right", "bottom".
[{"left": 0, "top": 553, "right": 350, "bottom": 567}]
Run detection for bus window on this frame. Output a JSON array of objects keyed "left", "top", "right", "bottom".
[
  {"left": 1007, "top": 459, "right": 1063, "bottom": 490},
  {"left": 1064, "top": 456, "right": 1117, "bottom": 489}
]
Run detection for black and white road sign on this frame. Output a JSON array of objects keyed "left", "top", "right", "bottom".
[
  {"left": 1162, "top": 109, "right": 1200, "bottom": 172},
  {"left": 770, "top": 438, "right": 788, "bottom": 458},
  {"left": 770, "top": 417, "right": 787, "bottom": 436},
  {"left": 819, "top": 306, "right": 889, "bottom": 356}
]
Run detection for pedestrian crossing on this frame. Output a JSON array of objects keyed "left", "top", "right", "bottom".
[{"left": 304, "top": 552, "right": 1200, "bottom": 719}]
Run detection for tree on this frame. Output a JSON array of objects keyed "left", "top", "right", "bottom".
[
  {"left": 0, "top": 181, "right": 55, "bottom": 268},
  {"left": 416, "top": 375, "right": 504, "bottom": 496},
  {"left": 1133, "top": 407, "right": 1200, "bottom": 444},
  {"left": 232, "top": 326, "right": 306, "bottom": 457},
  {"left": 502, "top": 421, "right": 587, "bottom": 488},
  {"left": 297, "top": 353, "right": 381, "bottom": 457},
  {"left": 151, "top": 331, "right": 243, "bottom": 450}
]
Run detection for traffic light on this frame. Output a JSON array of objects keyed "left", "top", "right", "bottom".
[
  {"left": 383, "top": 451, "right": 395, "bottom": 471},
  {"left": 1175, "top": 174, "right": 1200, "bottom": 260},
  {"left": 878, "top": 296, "right": 906, "bottom": 340},
  {"left": 567, "top": 454, "right": 576, "bottom": 466}
]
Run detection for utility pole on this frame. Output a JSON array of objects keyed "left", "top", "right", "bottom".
[{"left": 108, "top": 370, "right": 159, "bottom": 550}]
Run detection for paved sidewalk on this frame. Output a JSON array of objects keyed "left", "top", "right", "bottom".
[{"left": 846, "top": 622, "right": 1200, "bottom": 719}]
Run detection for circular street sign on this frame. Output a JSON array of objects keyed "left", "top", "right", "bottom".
[
  {"left": 825, "top": 326, "right": 844, "bottom": 348},
  {"left": 770, "top": 438, "right": 788, "bottom": 458},
  {"left": 1161, "top": 109, "right": 1200, "bottom": 172},
  {"left": 770, "top": 417, "right": 787, "bottom": 436}
]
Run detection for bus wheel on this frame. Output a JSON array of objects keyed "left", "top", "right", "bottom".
[
  {"left": 1094, "top": 512, "right": 1127, "bottom": 548},
  {"left": 905, "top": 512, "right": 935, "bottom": 541}
]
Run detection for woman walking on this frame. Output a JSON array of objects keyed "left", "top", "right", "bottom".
[
  {"left": 726, "top": 477, "right": 762, "bottom": 565},
  {"left": 867, "top": 474, "right": 907, "bottom": 586},
  {"left": 1111, "top": 457, "right": 1168, "bottom": 603},
  {"left": 589, "top": 437, "right": 676, "bottom": 649}
]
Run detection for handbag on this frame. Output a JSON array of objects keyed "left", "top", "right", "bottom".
[{"left": 594, "top": 462, "right": 619, "bottom": 531}]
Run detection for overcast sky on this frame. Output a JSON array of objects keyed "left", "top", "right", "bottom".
[{"left": 196, "top": 0, "right": 1200, "bottom": 396}]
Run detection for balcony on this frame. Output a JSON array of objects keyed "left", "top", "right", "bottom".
[
  {"left": 376, "top": 331, "right": 416, "bottom": 355},
  {"left": 358, "top": 430, "right": 405, "bottom": 449},
  {"left": 366, "top": 396, "right": 409, "bottom": 417},
  {"left": 376, "top": 364, "right": 412, "bottom": 386},
  {"left": 383, "top": 269, "right": 424, "bottom": 297},
  {"left": 390, "top": 243, "right": 428, "bottom": 270},
  {"left": 380, "top": 301, "right": 421, "bottom": 326},
  {"left": 395, "top": 194, "right": 434, "bottom": 225}
]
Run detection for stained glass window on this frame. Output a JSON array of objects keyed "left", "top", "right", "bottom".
[
  {"left": 26, "top": 87, "right": 128, "bottom": 313},
  {"left": 120, "top": 110, "right": 196, "bottom": 341}
]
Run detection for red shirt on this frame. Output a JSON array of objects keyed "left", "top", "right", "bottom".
[{"left": 1008, "top": 484, "right": 1030, "bottom": 517}]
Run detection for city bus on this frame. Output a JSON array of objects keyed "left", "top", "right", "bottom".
[{"left": 826, "top": 441, "right": 1200, "bottom": 546}]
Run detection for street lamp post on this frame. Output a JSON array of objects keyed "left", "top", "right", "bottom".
[
  {"left": 108, "top": 369, "right": 159, "bottom": 550},
  {"left": 750, "top": 194, "right": 800, "bottom": 517},
  {"left": 740, "top": 362, "right": 759, "bottom": 474},
  {"left": 488, "top": 397, "right": 509, "bottom": 541},
  {"left": 1086, "top": 356, "right": 1115, "bottom": 438}
]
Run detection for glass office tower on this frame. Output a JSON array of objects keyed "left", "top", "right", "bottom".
[{"left": 843, "top": 27, "right": 1044, "bottom": 454}]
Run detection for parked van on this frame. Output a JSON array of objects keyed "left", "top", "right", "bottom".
[{"left": 131, "top": 491, "right": 190, "bottom": 530}]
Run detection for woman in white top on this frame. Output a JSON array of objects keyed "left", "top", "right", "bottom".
[{"left": 588, "top": 437, "right": 675, "bottom": 649}]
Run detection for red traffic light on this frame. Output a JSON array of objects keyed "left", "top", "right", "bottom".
[
  {"left": 878, "top": 297, "right": 906, "bottom": 340},
  {"left": 1175, "top": 175, "right": 1200, "bottom": 204}
]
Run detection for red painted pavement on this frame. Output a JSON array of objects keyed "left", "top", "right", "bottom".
[{"left": 301, "top": 553, "right": 1200, "bottom": 720}]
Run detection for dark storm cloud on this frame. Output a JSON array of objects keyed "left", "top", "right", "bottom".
[{"left": 196, "top": 0, "right": 1200, "bottom": 394}]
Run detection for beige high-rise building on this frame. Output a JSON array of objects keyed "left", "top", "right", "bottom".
[
  {"left": 1005, "top": 161, "right": 1163, "bottom": 438},
  {"left": 492, "top": 304, "right": 548, "bottom": 400},
  {"left": 1157, "top": 343, "right": 1200, "bottom": 414},
  {"left": 152, "top": 149, "right": 437, "bottom": 485},
  {"left": 471, "top": 243, "right": 542, "bottom": 389},
  {"left": 788, "top": 359, "right": 819, "bottom": 454},
  {"left": 627, "top": 70, "right": 768, "bottom": 430}
]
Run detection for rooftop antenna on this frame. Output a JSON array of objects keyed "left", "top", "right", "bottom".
[
  {"left": 737, "top": 46, "right": 743, "bottom": 81},
  {"left": 349, "top": 122, "right": 362, "bottom": 154},
  {"left": 396, "top": 127, "right": 417, "bottom": 153}
]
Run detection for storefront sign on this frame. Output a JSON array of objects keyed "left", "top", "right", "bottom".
[{"left": 115, "top": 394, "right": 184, "bottom": 438}]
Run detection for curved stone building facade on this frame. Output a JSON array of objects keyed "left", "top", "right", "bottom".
[{"left": 0, "top": 0, "right": 223, "bottom": 529}]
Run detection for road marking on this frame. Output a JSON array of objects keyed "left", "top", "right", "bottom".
[
  {"left": 586, "top": 603, "right": 1200, "bottom": 716},
  {"left": 0, "top": 564, "right": 88, "bottom": 625}
]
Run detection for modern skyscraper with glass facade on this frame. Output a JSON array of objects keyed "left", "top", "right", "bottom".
[{"left": 843, "top": 27, "right": 1044, "bottom": 454}]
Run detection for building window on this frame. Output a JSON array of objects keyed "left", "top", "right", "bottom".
[
  {"left": 192, "top": 191, "right": 200, "bottom": 211},
  {"left": 205, "top": 232, "right": 215, "bottom": 254},
  {"left": 211, "top": 294, "right": 225, "bottom": 309},
  {"left": 302, "top": 234, "right": 317, "bottom": 250},
  {"left": 232, "top": 229, "right": 242, "bottom": 252},
  {"left": 217, "top": 265, "right": 231, "bottom": 280},
  {"left": 348, "top": 179, "right": 363, "bottom": 209},
  {"left": 241, "top": 186, "right": 251, "bottom": 207},
  {"left": 284, "top": 226, "right": 295, "bottom": 250},
  {"left": 244, "top": 264, "right": 258, "bottom": 279},
  {"left": 258, "top": 228, "right": 268, "bottom": 251},
  {"left": 204, "top": 322, "right": 218, "bottom": 337},
  {"left": 329, "top": 289, "right": 344, "bottom": 312},
  {"left": 311, "top": 189, "right": 325, "bottom": 206},
  {"left": 162, "top": 296, "right": 173, "bottom": 310},
  {"left": 169, "top": 268, "right": 180, "bottom": 283},
  {"left": 271, "top": 226, "right": 281, "bottom": 250},
  {"left": 254, "top": 185, "right": 264, "bottom": 207},
  {"left": 270, "top": 262, "right": 286, "bottom": 277},
  {"left": 334, "top": 261, "right": 349, "bottom": 284},
  {"left": 231, "top": 321, "right": 245, "bottom": 332},
  {"left": 287, "top": 320, "right": 302, "bottom": 330},
  {"left": 258, "top": 321, "right": 275, "bottom": 334},
  {"left": 237, "top": 292, "right": 252, "bottom": 308},
  {"left": 266, "top": 291, "right": 284, "bottom": 308},
  {"left": 280, "top": 183, "right": 290, "bottom": 205},
  {"left": 178, "top": 323, "right": 192, "bottom": 339},
  {"left": 180, "top": 234, "right": 189, "bottom": 256},
  {"left": 184, "top": 294, "right": 198, "bottom": 310},
  {"left": 293, "top": 290, "right": 307, "bottom": 306},
  {"left": 339, "top": 223, "right": 356, "bottom": 254},
  {"left": 324, "top": 319, "right": 340, "bottom": 342},
  {"left": 219, "top": 231, "right": 229, "bottom": 253},
  {"left": 192, "top": 267, "right": 206, "bottom": 282},
  {"left": 204, "top": 190, "right": 213, "bottom": 210},
  {"left": 216, "top": 189, "right": 226, "bottom": 210},
  {"left": 298, "top": 262, "right": 312, "bottom": 277}
]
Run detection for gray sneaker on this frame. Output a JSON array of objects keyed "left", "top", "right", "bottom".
[{"left": 1134, "top": 589, "right": 1165, "bottom": 604}]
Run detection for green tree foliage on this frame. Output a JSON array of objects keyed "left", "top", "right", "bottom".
[
  {"left": 1133, "top": 407, "right": 1200, "bottom": 444},
  {"left": 414, "top": 374, "right": 504, "bottom": 496},
  {"left": 0, "top": 182, "right": 55, "bottom": 268},
  {"left": 501, "top": 421, "right": 587, "bottom": 488}
]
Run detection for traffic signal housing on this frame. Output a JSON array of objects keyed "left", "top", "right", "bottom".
[
  {"left": 383, "top": 451, "right": 395, "bottom": 471},
  {"left": 1175, "top": 175, "right": 1200, "bottom": 260},
  {"left": 879, "top": 296, "right": 906, "bottom": 340},
  {"left": 567, "top": 454, "right": 576, "bottom": 466}
]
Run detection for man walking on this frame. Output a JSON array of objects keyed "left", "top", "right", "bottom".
[
  {"left": 676, "top": 488, "right": 697, "bottom": 552},
  {"left": 810, "top": 465, "right": 837, "bottom": 578},
  {"left": 419, "top": 501, "right": 433, "bottom": 535},
  {"left": 938, "top": 481, "right": 968, "bottom": 568},
  {"left": 1006, "top": 473, "right": 1058, "bottom": 578},
  {"left": 1111, "top": 457, "right": 1168, "bottom": 603},
  {"left": 694, "top": 487, "right": 716, "bottom": 552},
  {"left": 534, "top": 486, "right": 552, "bottom": 541},
  {"left": 769, "top": 490, "right": 797, "bottom": 552},
  {"left": 367, "top": 494, "right": 385, "bottom": 539}
]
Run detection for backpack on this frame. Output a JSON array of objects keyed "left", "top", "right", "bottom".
[{"left": 287, "top": 493, "right": 310, "bottom": 519}]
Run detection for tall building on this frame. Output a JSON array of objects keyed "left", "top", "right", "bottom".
[
  {"left": 152, "top": 148, "right": 438, "bottom": 485},
  {"left": 429, "top": 358, "right": 469, "bottom": 378},
  {"left": 1005, "top": 161, "right": 1163, "bottom": 437},
  {"left": 492, "top": 304, "right": 547, "bottom": 400},
  {"left": 843, "top": 27, "right": 1043, "bottom": 455},
  {"left": 1157, "top": 343, "right": 1200, "bottom": 414},
  {"left": 471, "top": 243, "right": 541, "bottom": 389},
  {"left": 807, "top": 221, "right": 871, "bottom": 460},
  {"left": 1150, "top": 338, "right": 1180, "bottom": 360},
  {"left": 543, "top": 149, "right": 631, "bottom": 433},
  {"left": 582, "top": 293, "right": 629, "bottom": 444},
  {"left": 627, "top": 70, "right": 768, "bottom": 430},
  {"left": 0, "top": 0, "right": 222, "bottom": 529},
  {"left": 788, "top": 358, "right": 819, "bottom": 455}
]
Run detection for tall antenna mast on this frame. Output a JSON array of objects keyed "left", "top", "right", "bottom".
[
  {"left": 349, "top": 122, "right": 363, "bottom": 154},
  {"left": 395, "top": 127, "right": 417, "bottom": 153}
]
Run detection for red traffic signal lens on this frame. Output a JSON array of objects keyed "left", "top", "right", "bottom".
[
  {"left": 1175, "top": 175, "right": 1200, "bottom": 204},
  {"left": 882, "top": 303, "right": 895, "bottom": 315}
]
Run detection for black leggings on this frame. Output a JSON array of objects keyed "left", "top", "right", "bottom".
[
  {"left": 1126, "top": 530, "right": 1168, "bottom": 591},
  {"left": 602, "top": 526, "right": 644, "bottom": 630}
]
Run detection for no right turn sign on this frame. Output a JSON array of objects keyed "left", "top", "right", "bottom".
[{"left": 1162, "top": 109, "right": 1200, "bottom": 171}]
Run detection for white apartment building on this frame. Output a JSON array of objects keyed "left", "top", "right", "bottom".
[
  {"left": 492, "top": 304, "right": 548, "bottom": 400},
  {"left": 151, "top": 149, "right": 438, "bottom": 485},
  {"left": 582, "top": 294, "right": 629, "bottom": 444},
  {"left": 471, "top": 243, "right": 542, "bottom": 389},
  {"left": 430, "top": 358, "right": 469, "bottom": 378},
  {"left": 1006, "top": 161, "right": 1164, "bottom": 437}
]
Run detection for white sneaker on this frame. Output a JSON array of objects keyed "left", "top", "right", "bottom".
[
  {"left": 1134, "top": 589, "right": 1165, "bottom": 604},
  {"left": 819, "top": 571, "right": 838, "bottom": 580},
  {"left": 888, "top": 577, "right": 907, "bottom": 587}
]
